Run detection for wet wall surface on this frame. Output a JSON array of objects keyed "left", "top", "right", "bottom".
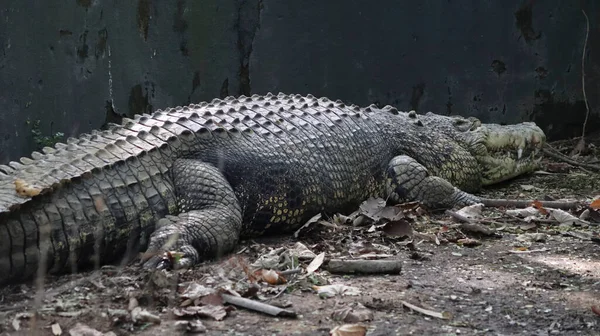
[{"left": 0, "top": 0, "right": 597, "bottom": 162}]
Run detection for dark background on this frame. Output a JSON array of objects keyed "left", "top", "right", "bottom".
[{"left": 0, "top": 0, "right": 598, "bottom": 163}]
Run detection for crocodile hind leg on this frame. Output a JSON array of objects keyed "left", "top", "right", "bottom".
[
  {"left": 386, "top": 155, "right": 481, "bottom": 208},
  {"left": 142, "top": 159, "right": 242, "bottom": 269}
]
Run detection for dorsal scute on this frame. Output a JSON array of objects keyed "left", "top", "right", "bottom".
[{"left": 0, "top": 93, "right": 351, "bottom": 214}]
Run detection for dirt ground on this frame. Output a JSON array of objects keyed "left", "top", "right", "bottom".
[{"left": 1, "top": 142, "right": 600, "bottom": 336}]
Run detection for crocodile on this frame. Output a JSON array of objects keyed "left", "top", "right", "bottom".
[{"left": 0, "top": 93, "right": 545, "bottom": 285}]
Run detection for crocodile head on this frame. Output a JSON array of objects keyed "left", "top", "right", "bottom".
[{"left": 419, "top": 112, "right": 546, "bottom": 186}]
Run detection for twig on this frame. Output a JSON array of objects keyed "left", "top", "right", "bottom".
[
  {"left": 279, "top": 268, "right": 302, "bottom": 276},
  {"left": 506, "top": 248, "right": 549, "bottom": 254},
  {"left": 445, "top": 211, "right": 498, "bottom": 236},
  {"left": 326, "top": 259, "right": 403, "bottom": 274},
  {"left": 580, "top": 8, "right": 590, "bottom": 140},
  {"left": 221, "top": 293, "right": 297, "bottom": 318},
  {"left": 480, "top": 198, "right": 581, "bottom": 210},
  {"left": 543, "top": 145, "right": 600, "bottom": 171},
  {"left": 400, "top": 300, "right": 451, "bottom": 319}
]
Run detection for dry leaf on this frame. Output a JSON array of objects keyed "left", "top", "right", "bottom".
[
  {"left": 330, "top": 324, "right": 367, "bottom": 336},
  {"left": 289, "top": 242, "right": 318, "bottom": 259},
  {"left": 51, "top": 323, "right": 62, "bottom": 336},
  {"left": 12, "top": 312, "right": 32, "bottom": 331},
  {"left": 68, "top": 323, "right": 115, "bottom": 336},
  {"left": 331, "top": 305, "right": 374, "bottom": 323},
  {"left": 12, "top": 317, "right": 20, "bottom": 331},
  {"left": 313, "top": 284, "right": 361, "bottom": 298},
  {"left": 516, "top": 233, "right": 547, "bottom": 243},
  {"left": 520, "top": 184, "right": 536, "bottom": 191},
  {"left": 590, "top": 199, "right": 600, "bottom": 209},
  {"left": 173, "top": 305, "right": 228, "bottom": 321},
  {"left": 14, "top": 179, "right": 41, "bottom": 197},
  {"left": 179, "top": 282, "right": 216, "bottom": 301},
  {"left": 306, "top": 252, "right": 325, "bottom": 275},
  {"left": 258, "top": 269, "right": 287, "bottom": 285},
  {"left": 505, "top": 207, "right": 540, "bottom": 217},
  {"left": 547, "top": 208, "right": 589, "bottom": 226},
  {"left": 382, "top": 219, "right": 413, "bottom": 238},
  {"left": 294, "top": 213, "right": 322, "bottom": 237},
  {"left": 457, "top": 238, "right": 481, "bottom": 247},
  {"left": 131, "top": 307, "right": 161, "bottom": 324},
  {"left": 400, "top": 300, "right": 452, "bottom": 319},
  {"left": 455, "top": 203, "right": 484, "bottom": 219},
  {"left": 531, "top": 200, "right": 548, "bottom": 215},
  {"left": 174, "top": 320, "right": 207, "bottom": 333}
]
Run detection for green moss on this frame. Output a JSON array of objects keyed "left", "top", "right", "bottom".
[{"left": 25, "top": 119, "right": 64, "bottom": 149}]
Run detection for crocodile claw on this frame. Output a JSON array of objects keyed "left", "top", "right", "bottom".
[{"left": 141, "top": 245, "right": 198, "bottom": 271}]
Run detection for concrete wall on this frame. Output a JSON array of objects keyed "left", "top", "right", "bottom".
[{"left": 0, "top": 0, "right": 597, "bottom": 163}]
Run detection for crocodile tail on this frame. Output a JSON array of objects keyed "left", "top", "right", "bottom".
[{"left": 0, "top": 106, "right": 206, "bottom": 214}]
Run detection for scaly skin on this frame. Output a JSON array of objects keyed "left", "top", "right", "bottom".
[{"left": 0, "top": 93, "right": 545, "bottom": 284}]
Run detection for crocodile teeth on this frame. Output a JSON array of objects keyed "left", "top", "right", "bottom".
[{"left": 517, "top": 148, "right": 523, "bottom": 159}]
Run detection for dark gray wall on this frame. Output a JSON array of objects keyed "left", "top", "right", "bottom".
[{"left": 0, "top": 0, "right": 598, "bottom": 163}]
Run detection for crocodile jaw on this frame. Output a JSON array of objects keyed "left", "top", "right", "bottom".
[{"left": 473, "top": 122, "right": 546, "bottom": 185}]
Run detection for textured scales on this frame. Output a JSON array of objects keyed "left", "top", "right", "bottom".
[{"left": 0, "top": 93, "right": 545, "bottom": 284}]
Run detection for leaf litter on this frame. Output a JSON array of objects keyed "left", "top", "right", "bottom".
[{"left": 2, "top": 152, "right": 600, "bottom": 334}]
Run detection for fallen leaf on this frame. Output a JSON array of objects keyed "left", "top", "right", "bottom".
[
  {"left": 12, "top": 312, "right": 32, "bottom": 331},
  {"left": 592, "top": 305, "right": 600, "bottom": 317},
  {"left": 547, "top": 208, "right": 589, "bottom": 226},
  {"left": 174, "top": 320, "right": 207, "bottom": 333},
  {"left": 294, "top": 213, "right": 322, "bottom": 237},
  {"left": 200, "top": 292, "right": 225, "bottom": 305},
  {"left": 14, "top": 178, "right": 41, "bottom": 197},
  {"left": 331, "top": 305, "right": 374, "bottom": 323},
  {"left": 179, "top": 282, "right": 216, "bottom": 301},
  {"left": 400, "top": 300, "right": 452, "bottom": 319},
  {"left": 313, "top": 284, "right": 361, "bottom": 298},
  {"left": 358, "top": 198, "right": 406, "bottom": 222},
  {"left": 68, "top": 323, "right": 116, "bottom": 336},
  {"left": 51, "top": 323, "right": 62, "bottom": 336},
  {"left": 516, "top": 233, "right": 547, "bottom": 243},
  {"left": 455, "top": 203, "right": 484, "bottom": 219},
  {"left": 259, "top": 269, "right": 287, "bottom": 285},
  {"left": 520, "top": 184, "right": 536, "bottom": 191},
  {"left": 457, "top": 238, "right": 481, "bottom": 247},
  {"left": 590, "top": 199, "right": 600, "bottom": 209},
  {"left": 306, "top": 252, "right": 325, "bottom": 275},
  {"left": 289, "top": 242, "right": 318, "bottom": 259},
  {"left": 382, "top": 219, "right": 413, "bottom": 238},
  {"left": 330, "top": 324, "right": 367, "bottom": 336},
  {"left": 131, "top": 307, "right": 161, "bottom": 324},
  {"left": 251, "top": 248, "right": 284, "bottom": 269},
  {"left": 518, "top": 222, "right": 538, "bottom": 231},
  {"left": 173, "top": 305, "right": 228, "bottom": 321},
  {"left": 531, "top": 200, "right": 548, "bottom": 215},
  {"left": 505, "top": 207, "right": 540, "bottom": 217}
]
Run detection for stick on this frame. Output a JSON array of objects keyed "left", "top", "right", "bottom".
[
  {"left": 480, "top": 198, "right": 581, "bottom": 210},
  {"left": 580, "top": 8, "right": 590, "bottom": 140},
  {"left": 445, "top": 211, "right": 497, "bottom": 236},
  {"left": 221, "top": 294, "right": 296, "bottom": 318},
  {"left": 543, "top": 145, "right": 600, "bottom": 172},
  {"left": 326, "top": 259, "right": 402, "bottom": 274}
]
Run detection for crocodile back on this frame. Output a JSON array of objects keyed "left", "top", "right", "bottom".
[{"left": 0, "top": 93, "right": 391, "bottom": 215}]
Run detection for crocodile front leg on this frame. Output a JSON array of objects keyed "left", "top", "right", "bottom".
[
  {"left": 142, "top": 159, "right": 243, "bottom": 269},
  {"left": 386, "top": 155, "right": 481, "bottom": 208}
]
